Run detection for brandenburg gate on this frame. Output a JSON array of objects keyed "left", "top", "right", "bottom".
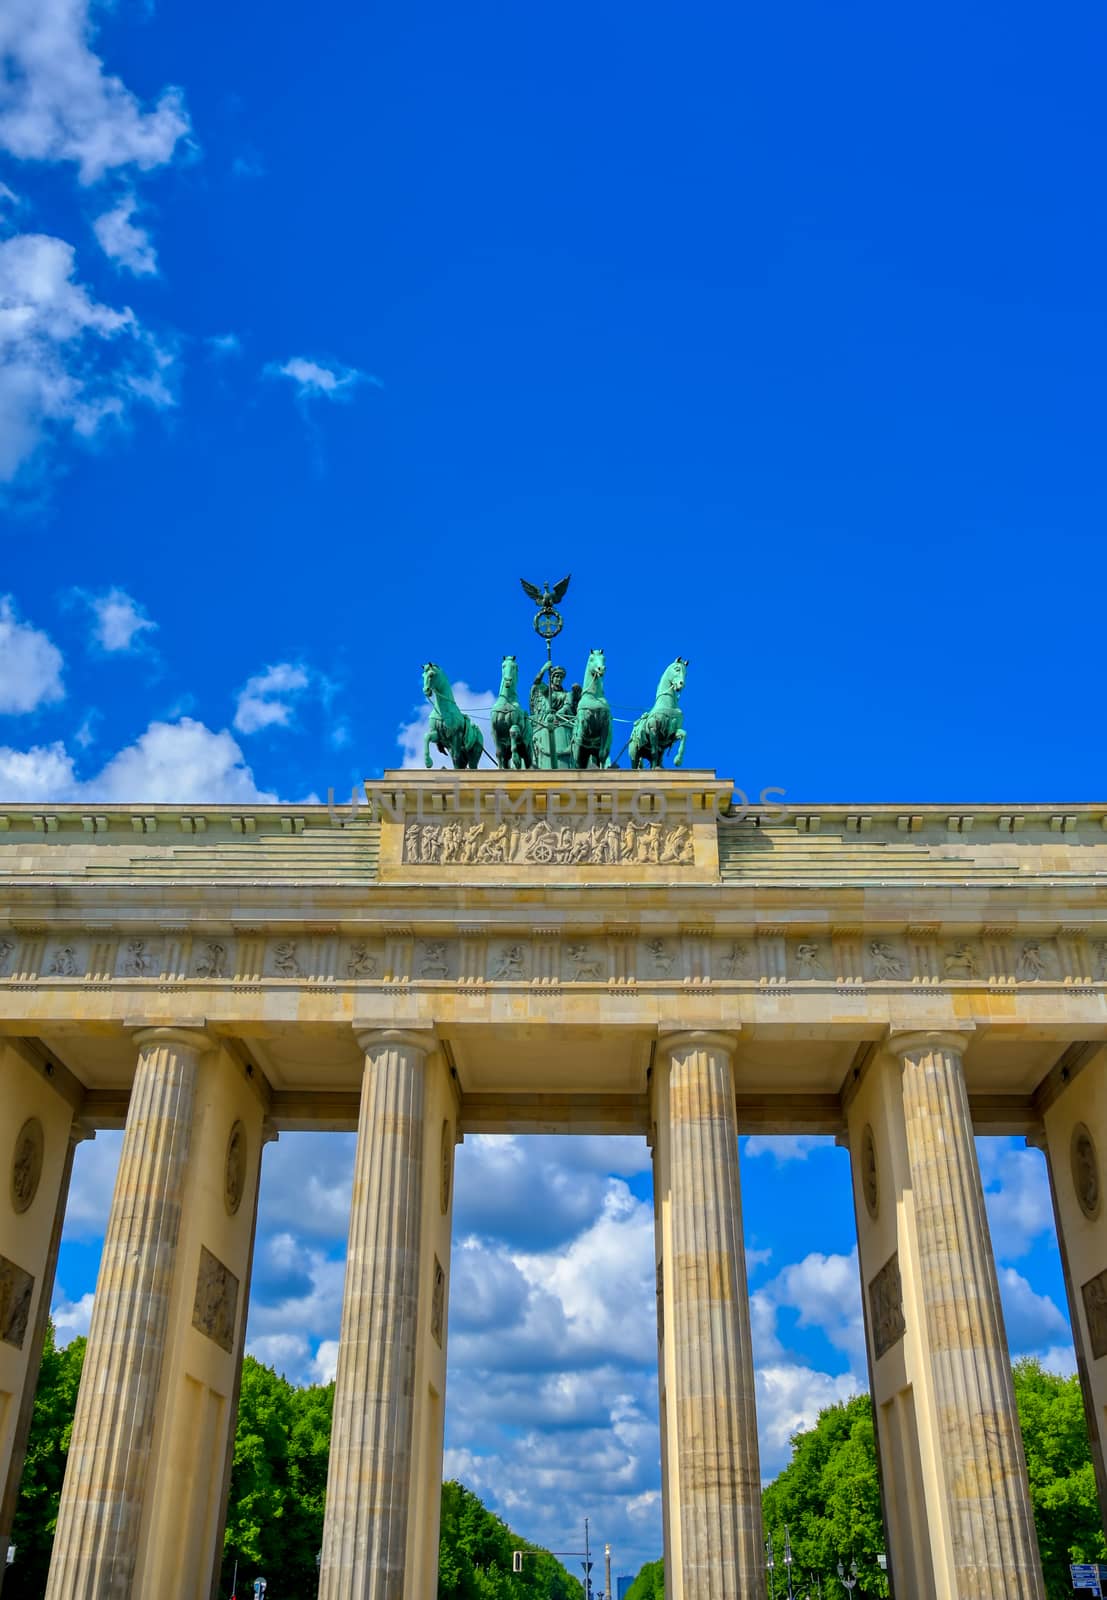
[{"left": 2, "top": 774, "right": 1107, "bottom": 1598}]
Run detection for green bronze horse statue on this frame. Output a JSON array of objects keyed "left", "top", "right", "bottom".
[
  {"left": 629, "top": 656, "right": 687, "bottom": 769},
  {"left": 571, "top": 647, "right": 612, "bottom": 768},
  {"left": 490, "top": 654, "right": 534, "bottom": 769},
  {"left": 422, "top": 662, "right": 484, "bottom": 769}
]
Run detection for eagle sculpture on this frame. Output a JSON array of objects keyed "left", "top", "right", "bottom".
[{"left": 520, "top": 574, "right": 572, "bottom": 612}]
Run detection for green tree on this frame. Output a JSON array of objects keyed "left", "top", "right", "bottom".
[
  {"left": 761, "top": 1391, "right": 885, "bottom": 1594},
  {"left": 437, "top": 1479, "right": 582, "bottom": 1600},
  {"left": 1013, "top": 1358, "right": 1106, "bottom": 1600},
  {"left": 622, "top": 1555, "right": 664, "bottom": 1600},
  {"left": 7, "top": 1324, "right": 86, "bottom": 1600}
]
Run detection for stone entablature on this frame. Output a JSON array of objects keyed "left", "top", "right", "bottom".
[{"left": 2, "top": 925, "right": 1107, "bottom": 992}]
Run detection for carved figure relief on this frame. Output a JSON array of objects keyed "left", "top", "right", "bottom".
[
  {"left": 861, "top": 1125, "right": 879, "bottom": 1221},
  {"left": 431, "top": 1255, "right": 445, "bottom": 1348},
  {"left": 48, "top": 945, "right": 78, "bottom": 977},
  {"left": 419, "top": 941, "right": 450, "bottom": 979},
  {"left": 192, "top": 1245, "right": 239, "bottom": 1354},
  {"left": 1017, "top": 941, "right": 1046, "bottom": 981},
  {"left": 403, "top": 815, "right": 693, "bottom": 867},
  {"left": 869, "top": 941, "right": 904, "bottom": 980},
  {"left": 944, "top": 942, "right": 978, "bottom": 979},
  {"left": 1082, "top": 1267, "right": 1107, "bottom": 1361},
  {"left": 720, "top": 942, "right": 750, "bottom": 977},
  {"left": 1072, "top": 1124, "right": 1101, "bottom": 1220},
  {"left": 795, "top": 943, "right": 826, "bottom": 978},
  {"left": 566, "top": 943, "right": 603, "bottom": 980},
  {"left": 492, "top": 944, "right": 526, "bottom": 980},
  {"left": 224, "top": 1121, "right": 247, "bottom": 1216},
  {"left": 0, "top": 1253, "right": 34, "bottom": 1350},
  {"left": 647, "top": 939, "right": 674, "bottom": 976},
  {"left": 0, "top": 938, "right": 12, "bottom": 975},
  {"left": 869, "top": 1252, "right": 906, "bottom": 1360},
  {"left": 196, "top": 941, "right": 228, "bottom": 979},
  {"left": 272, "top": 941, "right": 302, "bottom": 978},
  {"left": 11, "top": 1118, "right": 44, "bottom": 1215},
  {"left": 346, "top": 944, "right": 378, "bottom": 978},
  {"left": 440, "top": 1121, "right": 453, "bottom": 1215},
  {"left": 123, "top": 938, "right": 154, "bottom": 977}
]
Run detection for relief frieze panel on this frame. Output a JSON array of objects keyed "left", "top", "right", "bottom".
[
  {"left": 869, "top": 1252, "right": 907, "bottom": 1360},
  {"left": 192, "top": 1244, "right": 239, "bottom": 1355},
  {"left": 402, "top": 815, "right": 694, "bottom": 867},
  {"left": 4, "top": 926, "right": 1103, "bottom": 991},
  {"left": 0, "top": 1252, "right": 35, "bottom": 1350}
]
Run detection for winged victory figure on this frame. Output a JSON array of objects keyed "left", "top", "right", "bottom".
[{"left": 520, "top": 574, "right": 572, "bottom": 613}]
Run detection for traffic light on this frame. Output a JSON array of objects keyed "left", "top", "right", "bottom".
[{"left": 513, "top": 1551, "right": 523, "bottom": 1573}]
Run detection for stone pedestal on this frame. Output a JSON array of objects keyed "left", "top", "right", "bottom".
[
  {"left": 319, "top": 1027, "right": 456, "bottom": 1600},
  {"left": 0, "top": 1044, "right": 86, "bottom": 1579},
  {"left": 651, "top": 1030, "right": 764, "bottom": 1600},
  {"left": 1038, "top": 1047, "right": 1107, "bottom": 1536}
]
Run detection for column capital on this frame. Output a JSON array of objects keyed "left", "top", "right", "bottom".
[
  {"left": 887, "top": 1025, "right": 975, "bottom": 1061},
  {"left": 657, "top": 1027, "right": 740, "bottom": 1060},
  {"left": 131, "top": 1024, "right": 214, "bottom": 1055},
  {"left": 354, "top": 1024, "right": 437, "bottom": 1058}
]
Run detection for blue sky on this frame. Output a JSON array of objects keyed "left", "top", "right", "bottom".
[{"left": 1, "top": 0, "right": 1101, "bottom": 1577}]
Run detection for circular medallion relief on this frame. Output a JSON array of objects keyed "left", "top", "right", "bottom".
[
  {"left": 11, "top": 1117, "right": 44, "bottom": 1215},
  {"left": 861, "top": 1124, "right": 879, "bottom": 1221},
  {"left": 224, "top": 1120, "right": 247, "bottom": 1216},
  {"left": 440, "top": 1120, "right": 453, "bottom": 1215},
  {"left": 1071, "top": 1123, "right": 1101, "bottom": 1221}
]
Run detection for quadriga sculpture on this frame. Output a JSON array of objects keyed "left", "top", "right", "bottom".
[
  {"left": 629, "top": 656, "right": 687, "bottom": 769},
  {"left": 490, "top": 654, "right": 534, "bottom": 769},
  {"left": 422, "top": 662, "right": 484, "bottom": 769}
]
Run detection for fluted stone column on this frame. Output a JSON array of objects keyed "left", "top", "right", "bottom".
[
  {"left": 654, "top": 1031, "right": 764, "bottom": 1600},
  {"left": 45, "top": 1026, "right": 209, "bottom": 1600},
  {"left": 319, "top": 1028, "right": 430, "bottom": 1600},
  {"left": 895, "top": 1031, "right": 1045, "bottom": 1599}
]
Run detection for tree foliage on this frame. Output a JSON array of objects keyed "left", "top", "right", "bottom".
[
  {"left": 623, "top": 1361, "right": 1107, "bottom": 1600},
  {"left": 7, "top": 1327, "right": 581, "bottom": 1599},
  {"left": 6, "top": 1324, "right": 86, "bottom": 1600},
  {"left": 622, "top": 1556, "right": 664, "bottom": 1600},
  {"left": 1013, "top": 1358, "right": 1106, "bottom": 1600},
  {"left": 438, "top": 1479, "right": 582, "bottom": 1599}
]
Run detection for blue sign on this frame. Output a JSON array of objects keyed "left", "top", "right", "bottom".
[{"left": 1071, "top": 1562, "right": 1107, "bottom": 1594}]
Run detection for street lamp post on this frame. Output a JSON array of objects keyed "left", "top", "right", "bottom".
[
  {"left": 783, "top": 1526, "right": 796, "bottom": 1600},
  {"left": 766, "top": 1532, "right": 777, "bottom": 1600},
  {"left": 837, "top": 1557, "right": 859, "bottom": 1594}
]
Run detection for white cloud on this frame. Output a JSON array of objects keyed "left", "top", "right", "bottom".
[
  {"left": 82, "top": 585, "right": 156, "bottom": 651},
  {"left": 760, "top": 1248, "right": 866, "bottom": 1369},
  {"left": 206, "top": 332, "right": 241, "bottom": 358},
  {"left": 978, "top": 1138, "right": 1054, "bottom": 1260},
  {"left": 93, "top": 194, "right": 156, "bottom": 275},
  {"left": 744, "top": 1135, "right": 835, "bottom": 1163},
  {"left": 312, "top": 1340, "right": 340, "bottom": 1385},
  {"left": 397, "top": 680, "right": 496, "bottom": 769},
  {"left": 0, "top": 230, "right": 175, "bottom": 482},
  {"left": 233, "top": 662, "right": 310, "bottom": 735},
  {"left": 0, "top": 594, "right": 64, "bottom": 711},
  {"left": 755, "top": 1362, "right": 864, "bottom": 1477},
  {"left": 0, "top": 0, "right": 190, "bottom": 184},
  {"left": 86, "top": 717, "right": 277, "bottom": 802},
  {"left": 52, "top": 1288, "right": 95, "bottom": 1343},
  {"left": 0, "top": 740, "right": 77, "bottom": 797},
  {"left": 997, "top": 1266, "right": 1069, "bottom": 1355},
  {"left": 63, "top": 1130, "right": 123, "bottom": 1237},
  {"left": 0, "top": 716, "right": 277, "bottom": 802},
  {"left": 268, "top": 356, "right": 374, "bottom": 401}
]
